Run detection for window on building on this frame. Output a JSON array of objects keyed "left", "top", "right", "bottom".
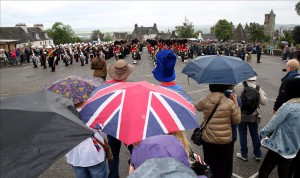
[
  {"left": 49, "top": 41, "right": 51, "bottom": 45},
  {"left": 35, "top": 33, "right": 40, "bottom": 39},
  {"left": 44, "top": 33, "right": 48, "bottom": 38},
  {"left": 40, "top": 42, "right": 42, "bottom": 45}
]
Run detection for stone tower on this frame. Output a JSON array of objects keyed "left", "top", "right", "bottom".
[{"left": 264, "top": 10, "right": 276, "bottom": 39}]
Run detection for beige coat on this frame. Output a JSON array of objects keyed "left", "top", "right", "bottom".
[
  {"left": 194, "top": 92, "right": 241, "bottom": 144},
  {"left": 90, "top": 56, "right": 107, "bottom": 78}
]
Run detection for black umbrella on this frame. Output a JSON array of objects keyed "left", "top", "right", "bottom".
[{"left": 0, "top": 90, "right": 93, "bottom": 178}]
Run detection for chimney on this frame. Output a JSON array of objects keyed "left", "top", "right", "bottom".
[
  {"left": 135, "top": 24, "right": 138, "bottom": 29},
  {"left": 34, "top": 23, "right": 44, "bottom": 31},
  {"left": 154, "top": 23, "right": 157, "bottom": 29},
  {"left": 15, "top": 23, "right": 27, "bottom": 33}
]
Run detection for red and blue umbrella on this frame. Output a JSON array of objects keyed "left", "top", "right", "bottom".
[{"left": 80, "top": 81, "right": 199, "bottom": 145}]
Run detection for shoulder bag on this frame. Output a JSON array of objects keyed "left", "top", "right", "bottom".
[{"left": 191, "top": 100, "right": 221, "bottom": 146}]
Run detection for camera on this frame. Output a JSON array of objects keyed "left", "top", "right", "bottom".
[{"left": 224, "top": 90, "right": 232, "bottom": 98}]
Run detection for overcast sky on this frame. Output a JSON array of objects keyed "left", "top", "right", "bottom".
[{"left": 1, "top": 1, "right": 299, "bottom": 31}]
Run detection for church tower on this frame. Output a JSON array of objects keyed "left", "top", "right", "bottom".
[{"left": 264, "top": 10, "right": 276, "bottom": 39}]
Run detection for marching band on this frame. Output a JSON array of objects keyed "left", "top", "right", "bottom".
[{"left": 20, "top": 38, "right": 255, "bottom": 72}]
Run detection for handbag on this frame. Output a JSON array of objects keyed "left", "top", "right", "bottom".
[
  {"left": 191, "top": 100, "right": 220, "bottom": 146},
  {"left": 93, "top": 136, "right": 113, "bottom": 161},
  {"left": 189, "top": 149, "right": 210, "bottom": 176}
]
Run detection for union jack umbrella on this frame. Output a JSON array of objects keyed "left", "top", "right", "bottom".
[{"left": 80, "top": 81, "right": 199, "bottom": 145}]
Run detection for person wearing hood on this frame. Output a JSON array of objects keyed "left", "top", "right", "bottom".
[
  {"left": 152, "top": 49, "right": 194, "bottom": 104},
  {"left": 128, "top": 135, "right": 206, "bottom": 178}
]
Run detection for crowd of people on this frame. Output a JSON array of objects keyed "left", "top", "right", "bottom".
[
  {"left": 1, "top": 38, "right": 299, "bottom": 69},
  {"left": 56, "top": 41, "right": 299, "bottom": 178}
]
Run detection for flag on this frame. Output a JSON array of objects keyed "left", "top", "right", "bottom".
[{"left": 98, "top": 33, "right": 101, "bottom": 43}]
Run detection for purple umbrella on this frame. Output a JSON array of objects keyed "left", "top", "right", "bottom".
[{"left": 46, "top": 76, "right": 104, "bottom": 104}]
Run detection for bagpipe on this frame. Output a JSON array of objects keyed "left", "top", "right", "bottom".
[
  {"left": 79, "top": 53, "right": 86, "bottom": 62},
  {"left": 31, "top": 55, "right": 39, "bottom": 64},
  {"left": 132, "top": 50, "right": 138, "bottom": 59}
]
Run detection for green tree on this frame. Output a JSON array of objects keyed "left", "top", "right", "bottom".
[
  {"left": 292, "top": 26, "right": 300, "bottom": 44},
  {"left": 247, "top": 22, "right": 265, "bottom": 43},
  {"left": 214, "top": 19, "right": 234, "bottom": 41},
  {"left": 175, "top": 17, "right": 197, "bottom": 38},
  {"left": 91, "top": 30, "right": 104, "bottom": 41},
  {"left": 279, "top": 31, "right": 295, "bottom": 45},
  {"left": 296, "top": 1, "right": 300, "bottom": 15},
  {"left": 103, "top": 33, "right": 113, "bottom": 42},
  {"left": 45, "top": 22, "right": 79, "bottom": 44},
  {"left": 264, "top": 35, "right": 271, "bottom": 43}
]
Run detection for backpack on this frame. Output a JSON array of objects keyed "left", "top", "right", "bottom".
[{"left": 241, "top": 81, "right": 260, "bottom": 115}]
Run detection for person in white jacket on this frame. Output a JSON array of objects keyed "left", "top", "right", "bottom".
[
  {"left": 233, "top": 75, "right": 267, "bottom": 161},
  {"left": 66, "top": 102, "right": 107, "bottom": 178}
]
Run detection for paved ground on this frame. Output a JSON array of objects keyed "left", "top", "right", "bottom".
[{"left": 0, "top": 50, "right": 285, "bottom": 178}]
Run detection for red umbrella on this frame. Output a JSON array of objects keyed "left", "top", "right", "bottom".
[{"left": 80, "top": 81, "right": 199, "bottom": 145}]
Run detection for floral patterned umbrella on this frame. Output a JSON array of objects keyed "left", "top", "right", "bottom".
[{"left": 46, "top": 76, "right": 104, "bottom": 104}]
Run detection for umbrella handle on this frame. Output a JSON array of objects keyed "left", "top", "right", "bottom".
[{"left": 188, "top": 77, "right": 190, "bottom": 85}]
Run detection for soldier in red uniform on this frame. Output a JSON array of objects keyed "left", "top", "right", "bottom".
[
  {"left": 114, "top": 41, "right": 121, "bottom": 60},
  {"left": 131, "top": 39, "right": 139, "bottom": 64}
]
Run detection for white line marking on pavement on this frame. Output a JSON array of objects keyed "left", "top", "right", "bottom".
[
  {"left": 249, "top": 172, "right": 259, "bottom": 178},
  {"left": 187, "top": 88, "right": 208, "bottom": 94},
  {"left": 232, "top": 173, "right": 243, "bottom": 178},
  {"left": 140, "top": 74, "right": 152, "bottom": 77},
  {"left": 0, "top": 93, "right": 10, "bottom": 96}
]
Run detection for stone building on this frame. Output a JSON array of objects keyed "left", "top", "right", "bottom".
[
  {"left": 112, "top": 32, "right": 128, "bottom": 41},
  {"left": 131, "top": 23, "right": 159, "bottom": 41},
  {"left": 264, "top": 10, "right": 276, "bottom": 39},
  {"left": 0, "top": 23, "right": 53, "bottom": 50}
]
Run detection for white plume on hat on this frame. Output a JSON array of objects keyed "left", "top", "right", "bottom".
[{"left": 248, "top": 69, "right": 257, "bottom": 81}]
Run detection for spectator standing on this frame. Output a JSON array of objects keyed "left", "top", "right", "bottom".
[
  {"left": 90, "top": 51, "right": 107, "bottom": 81},
  {"left": 270, "top": 44, "right": 274, "bottom": 55},
  {"left": 194, "top": 84, "right": 241, "bottom": 178},
  {"left": 0, "top": 49, "right": 8, "bottom": 68},
  {"left": 289, "top": 44, "right": 295, "bottom": 60},
  {"left": 234, "top": 76, "right": 267, "bottom": 161},
  {"left": 273, "top": 59, "right": 299, "bottom": 114},
  {"left": 152, "top": 49, "right": 193, "bottom": 103},
  {"left": 256, "top": 43, "right": 262, "bottom": 63},
  {"left": 258, "top": 77, "right": 300, "bottom": 178},
  {"left": 11, "top": 49, "right": 17, "bottom": 65},
  {"left": 282, "top": 44, "right": 289, "bottom": 61},
  {"left": 66, "top": 101, "right": 107, "bottom": 178},
  {"left": 106, "top": 59, "right": 135, "bottom": 178},
  {"left": 15, "top": 48, "right": 21, "bottom": 65}
]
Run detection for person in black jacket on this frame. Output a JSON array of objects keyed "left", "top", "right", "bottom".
[
  {"left": 256, "top": 43, "right": 262, "bottom": 63},
  {"left": 273, "top": 59, "right": 299, "bottom": 114}
]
